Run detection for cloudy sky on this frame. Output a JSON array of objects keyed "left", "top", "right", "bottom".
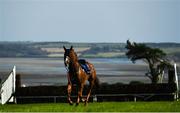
[{"left": 0, "top": 0, "right": 179, "bottom": 42}]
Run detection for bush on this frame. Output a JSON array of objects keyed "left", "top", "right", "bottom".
[{"left": 129, "top": 81, "right": 144, "bottom": 85}]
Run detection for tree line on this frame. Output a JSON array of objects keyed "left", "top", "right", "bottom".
[{"left": 0, "top": 42, "right": 48, "bottom": 57}]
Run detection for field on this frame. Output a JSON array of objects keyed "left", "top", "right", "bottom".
[
  {"left": 41, "top": 47, "right": 91, "bottom": 57},
  {"left": 1, "top": 42, "right": 180, "bottom": 61},
  {"left": 0, "top": 101, "right": 180, "bottom": 112}
]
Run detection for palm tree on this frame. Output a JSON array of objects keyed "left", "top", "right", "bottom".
[{"left": 125, "top": 40, "right": 172, "bottom": 84}]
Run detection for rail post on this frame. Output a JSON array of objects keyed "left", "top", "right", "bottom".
[{"left": 174, "top": 63, "right": 179, "bottom": 101}]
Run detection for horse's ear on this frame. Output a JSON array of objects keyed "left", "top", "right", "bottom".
[
  {"left": 70, "top": 46, "right": 73, "bottom": 50},
  {"left": 63, "top": 46, "right": 66, "bottom": 51}
]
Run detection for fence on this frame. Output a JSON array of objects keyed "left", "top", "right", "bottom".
[
  {"left": 15, "top": 82, "right": 177, "bottom": 104},
  {"left": 1, "top": 63, "right": 179, "bottom": 104},
  {"left": 15, "top": 92, "right": 176, "bottom": 104},
  {"left": 0, "top": 66, "right": 16, "bottom": 104}
]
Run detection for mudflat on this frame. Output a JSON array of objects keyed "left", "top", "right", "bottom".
[{"left": 0, "top": 58, "right": 178, "bottom": 86}]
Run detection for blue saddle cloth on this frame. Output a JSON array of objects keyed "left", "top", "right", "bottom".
[{"left": 78, "top": 59, "right": 90, "bottom": 74}]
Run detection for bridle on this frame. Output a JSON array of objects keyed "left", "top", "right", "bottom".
[
  {"left": 64, "top": 53, "right": 81, "bottom": 74},
  {"left": 64, "top": 56, "right": 70, "bottom": 72}
]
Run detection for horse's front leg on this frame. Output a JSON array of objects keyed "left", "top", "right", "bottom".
[
  {"left": 67, "top": 73, "right": 73, "bottom": 105},
  {"left": 67, "top": 83, "right": 73, "bottom": 105},
  {"left": 76, "top": 84, "right": 84, "bottom": 106}
]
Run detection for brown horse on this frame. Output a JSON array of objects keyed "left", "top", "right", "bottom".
[{"left": 63, "top": 46, "right": 99, "bottom": 106}]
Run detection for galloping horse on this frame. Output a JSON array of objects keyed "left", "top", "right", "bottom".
[{"left": 63, "top": 46, "right": 99, "bottom": 106}]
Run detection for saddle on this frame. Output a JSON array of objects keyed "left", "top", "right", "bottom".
[{"left": 78, "top": 59, "right": 91, "bottom": 74}]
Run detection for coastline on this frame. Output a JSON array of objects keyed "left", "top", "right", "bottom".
[{"left": 0, "top": 57, "right": 179, "bottom": 86}]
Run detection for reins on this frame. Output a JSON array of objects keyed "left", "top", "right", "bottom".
[{"left": 65, "top": 66, "right": 69, "bottom": 72}]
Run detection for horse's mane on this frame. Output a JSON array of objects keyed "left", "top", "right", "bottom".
[{"left": 69, "top": 49, "right": 78, "bottom": 62}]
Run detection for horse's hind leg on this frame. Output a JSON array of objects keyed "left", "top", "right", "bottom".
[
  {"left": 85, "top": 80, "right": 94, "bottom": 106},
  {"left": 76, "top": 84, "right": 84, "bottom": 106},
  {"left": 67, "top": 83, "right": 73, "bottom": 105}
]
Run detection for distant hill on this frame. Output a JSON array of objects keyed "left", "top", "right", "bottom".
[
  {"left": 0, "top": 42, "right": 48, "bottom": 57},
  {"left": 0, "top": 41, "right": 180, "bottom": 61}
]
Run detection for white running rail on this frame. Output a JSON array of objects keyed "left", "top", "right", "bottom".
[
  {"left": 0, "top": 66, "right": 16, "bottom": 104},
  {"left": 174, "top": 63, "right": 179, "bottom": 100}
]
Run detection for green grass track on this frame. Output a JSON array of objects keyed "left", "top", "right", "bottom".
[{"left": 0, "top": 101, "right": 180, "bottom": 112}]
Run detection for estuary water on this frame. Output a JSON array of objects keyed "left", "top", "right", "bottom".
[{"left": 0, "top": 58, "right": 172, "bottom": 86}]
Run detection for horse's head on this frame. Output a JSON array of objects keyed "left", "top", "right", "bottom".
[
  {"left": 63, "top": 46, "right": 72, "bottom": 67},
  {"left": 63, "top": 46, "right": 78, "bottom": 68}
]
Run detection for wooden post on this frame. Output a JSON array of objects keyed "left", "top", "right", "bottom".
[
  {"left": 16, "top": 74, "right": 21, "bottom": 88},
  {"left": 168, "top": 69, "right": 175, "bottom": 84}
]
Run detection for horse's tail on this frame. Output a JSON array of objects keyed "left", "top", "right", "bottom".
[{"left": 94, "top": 76, "right": 100, "bottom": 89}]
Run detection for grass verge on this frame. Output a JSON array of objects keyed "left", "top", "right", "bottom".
[{"left": 0, "top": 101, "right": 180, "bottom": 112}]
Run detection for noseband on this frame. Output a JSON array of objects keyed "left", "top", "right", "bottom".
[{"left": 64, "top": 56, "right": 70, "bottom": 72}]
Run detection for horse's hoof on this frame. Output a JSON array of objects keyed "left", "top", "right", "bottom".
[
  {"left": 68, "top": 101, "right": 73, "bottom": 105},
  {"left": 81, "top": 98, "right": 86, "bottom": 102},
  {"left": 69, "top": 102, "right": 73, "bottom": 105},
  {"left": 76, "top": 103, "right": 79, "bottom": 106},
  {"left": 84, "top": 101, "right": 88, "bottom": 106}
]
